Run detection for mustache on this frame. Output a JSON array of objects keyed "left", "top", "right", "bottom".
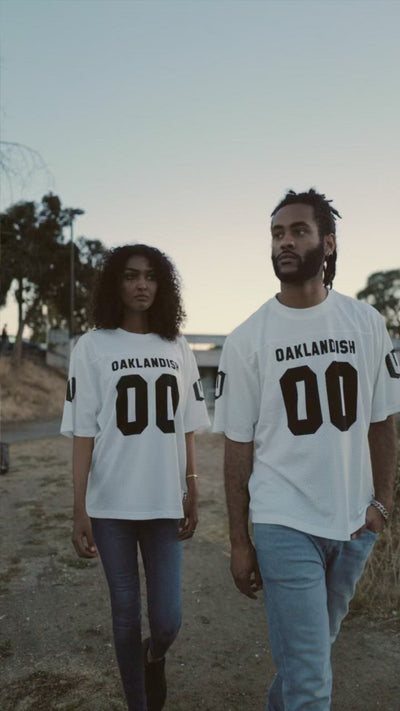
[{"left": 277, "top": 252, "right": 301, "bottom": 263}]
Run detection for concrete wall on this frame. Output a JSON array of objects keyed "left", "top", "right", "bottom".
[{"left": 46, "top": 329, "right": 70, "bottom": 372}]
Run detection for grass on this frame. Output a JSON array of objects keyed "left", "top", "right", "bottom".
[
  {"left": 0, "top": 356, "right": 66, "bottom": 421},
  {"left": 0, "top": 565, "right": 24, "bottom": 594},
  {"left": 0, "top": 640, "right": 13, "bottom": 659},
  {"left": 59, "top": 555, "right": 97, "bottom": 570},
  {"left": 0, "top": 671, "right": 84, "bottom": 711},
  {"left": 0, "top": 670, "right": 125, "bottom": 711},
  {"left": 0, "top": 562, "right": 24, "bottom": 586},
  {"left": 353, "top": 430, "right": 400, "bottom": 618}
]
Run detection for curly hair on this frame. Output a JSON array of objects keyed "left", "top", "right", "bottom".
[
  {"left": 90, "top": 244, "right": 186, "bottom": 340},
  {"left": 271, "top": 188, "right": 341, "bottom": 289}
]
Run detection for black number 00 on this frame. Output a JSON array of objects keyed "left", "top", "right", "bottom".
[
  {"left": 279, "top": 361, "right": 358, "bottom": 435},
  {"left": 116, "top": 374, "right": 179, "bottom": 436}
]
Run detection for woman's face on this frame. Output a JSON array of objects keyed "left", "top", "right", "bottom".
[{"left": 120, "top": 255, "right": 158, "bottom": 315}]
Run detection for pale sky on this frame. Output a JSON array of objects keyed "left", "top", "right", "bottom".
[{"left": 1, "top": 0, "right": 400, "bottom": 337}]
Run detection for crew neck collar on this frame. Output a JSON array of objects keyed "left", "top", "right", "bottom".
[
  {"left": 116, "top": 328, "right": 155, "bottom": 337},
  {"left": 275, "top": 287, "right": 330, "bottom": 310},
  {"left": 271, "top": 289, "right": 334, "bottom": 318}
]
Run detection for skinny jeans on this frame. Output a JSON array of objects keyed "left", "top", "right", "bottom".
[
  {"left": 253, "top": 524, "right": 377, "bottom": 711},
  {"left": 92, "top": 518, "right": 182, "bottom": 711}
]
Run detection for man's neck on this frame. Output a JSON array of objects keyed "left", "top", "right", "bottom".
[{"left": 277, "top": 279, "right": 328, "bottom": 309}]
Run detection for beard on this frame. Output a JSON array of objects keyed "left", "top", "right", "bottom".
[{"left": 272, "top": 241, "right": 325, "bottom": 284}]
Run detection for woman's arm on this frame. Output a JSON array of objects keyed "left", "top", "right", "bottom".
[
  {"left": 179, "top": 431, "right": 199, "bottom": 540},
  {"left": 72, "top": 435, "right": 98, "bottom": 558}
]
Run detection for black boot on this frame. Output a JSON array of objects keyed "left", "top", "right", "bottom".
[{"left": 143, "top": 638, "right": 167, "bottom": 711}]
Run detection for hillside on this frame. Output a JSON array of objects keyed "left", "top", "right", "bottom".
[{"left": 0, "top": 357, "right": 66, "bottom": 422}]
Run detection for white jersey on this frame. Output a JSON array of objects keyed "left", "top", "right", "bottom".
[
  {"left": 213, "top": 290, "right": 400, "bottom": 540},
  {"left": 61, "top": 329, "right": 210, "bottom": 520}
]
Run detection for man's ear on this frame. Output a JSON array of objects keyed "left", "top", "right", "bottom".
[{"left": 324, "top": 233, "right": 336, "bottom": 256}]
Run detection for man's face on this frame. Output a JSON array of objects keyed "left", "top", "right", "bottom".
[{"left": 271, "top": 203, "right": 328, "bottom": 284}]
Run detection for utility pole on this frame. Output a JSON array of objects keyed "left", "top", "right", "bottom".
[{"left": 66, "top": 208, "right": 84, "bottom": 340}]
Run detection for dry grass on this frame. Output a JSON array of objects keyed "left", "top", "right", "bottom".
[
  {"left": 0, "top": 356, "right": 66, "bottom": 421},
  {"left": 353, "top": 449, "right": 400, "bottom": 617}
]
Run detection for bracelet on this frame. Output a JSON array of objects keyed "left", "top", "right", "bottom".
[
  {"left": 370, "top": 498, "right": 390, "bottom": 521},
  {"left": 186, "top": 474, "right": 198, "bottom": 479}
]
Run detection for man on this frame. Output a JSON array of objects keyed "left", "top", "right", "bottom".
[{"left": 213, "top": 189, "right": 400, "bottom": 710}]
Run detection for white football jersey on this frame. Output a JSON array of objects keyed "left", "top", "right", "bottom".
[
  {"left": 61, "top": 330, "right": 210, "bottom": 520},
  {"left": 213, "top": 290, "right": 400, "bottom": 540}
]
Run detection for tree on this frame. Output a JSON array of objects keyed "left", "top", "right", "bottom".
[
  {"left": 31, "top": 234, "right": 106, "bottom": 337},
  {"left": 356, "top": 270, "right": 400, "bottom": 338},
  {"left": 0, "top": 140, "right": 53, "bottom": 207},
  {"left": 0, "top": 194, "right": 105, "bottom": 365},
  {"left": 1, "top": 199, "right": 43, "bottom": 364}
]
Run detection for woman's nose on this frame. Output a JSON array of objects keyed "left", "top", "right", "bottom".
[{"left": 137, "top": 276, "right": 147, "bottom": 289}]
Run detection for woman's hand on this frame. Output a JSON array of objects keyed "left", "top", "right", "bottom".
[
  {"left": 179, "top": 482, "right": 198, "bottom": 540},
  {"left": 72, "top": 510, "right": 98, "bottom": 558}
]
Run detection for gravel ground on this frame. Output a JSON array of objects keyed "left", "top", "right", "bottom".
[{"left": 0, "top": 433, "right": 399, "bottom": 710}]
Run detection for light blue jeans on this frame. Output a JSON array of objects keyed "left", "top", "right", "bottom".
[
  {"left": 92, "top": 518, "right": 182, "bottom": 711},
  {"left": 253, "top": 524, "right": 377, "bottom": 711}
]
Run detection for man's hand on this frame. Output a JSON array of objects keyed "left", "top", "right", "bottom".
[
  {"left": 230, "top": 542, "right": 263, "bottom": 599},
  {"left": 351, "top": 504, "right": 387, "bottom": 539},
  {"left": 72, "top": 511, "right": 98, "bottom": 558}
]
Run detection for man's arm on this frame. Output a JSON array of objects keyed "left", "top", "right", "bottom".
[
  {"left": 367, "top": 414, "right": 398, "bottom": 525},
  {"left": 352, "top": 414, "right": 398, "bottom": 538},
  {"left": 224, "top": 436, "right": 262, "bottom": 599}
]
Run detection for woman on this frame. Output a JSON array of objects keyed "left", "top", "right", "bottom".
[{"left": 61, "top": 244, "right": 209, "bottom": 710}]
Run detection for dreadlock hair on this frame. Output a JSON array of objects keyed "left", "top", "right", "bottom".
[
  {"left": 90, "top": 244, "right": 186, "bottom": 340},
  {"left": 271, "top": 188, "right": 341, "bottom": 289}
]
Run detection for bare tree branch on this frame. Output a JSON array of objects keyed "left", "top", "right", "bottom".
[{"left": 0, "top": 141, "right": 54, "bottom": 205}]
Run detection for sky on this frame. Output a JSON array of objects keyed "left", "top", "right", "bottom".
[{"left": 1, "top": 0, "right": 400, "bottom": 337}]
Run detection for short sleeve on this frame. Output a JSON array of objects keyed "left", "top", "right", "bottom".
[
  {"left": 60, "top": 335, "right": 101, "bottom": 438},
  {"left": 213, "top": 337, "right": 260, "bottom": 441},
  {"left": 370, "top": 315, "right": 400, "bottom": 422},
  {"left": 180, "top": 338, "right": 210, "bottom": 432}
]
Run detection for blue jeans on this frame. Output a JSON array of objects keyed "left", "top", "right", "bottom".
[
  {"left": 91, "top": 518, "right": 182, "bottom": 711},
  {"left": 253, "top": 524, "right": 377, "bottom": 711}
]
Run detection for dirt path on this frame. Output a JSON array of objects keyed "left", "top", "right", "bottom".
[
  {"left": 0, "top": 434, "right": 399, "bottom": 710},
  {"left": 1, "top": 417, "right": 62, "bottom": 443}
]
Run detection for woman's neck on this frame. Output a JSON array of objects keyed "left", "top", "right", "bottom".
[{"left": 120, "top": 312, "right": 150, "bottom": 334}]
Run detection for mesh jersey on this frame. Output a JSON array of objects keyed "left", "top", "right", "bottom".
[
  {"left": 213, "top": 290, "right": 400, "bottom": 540},
  {"left": 61, "top": 329, "right": 210, "bottom": 520}
]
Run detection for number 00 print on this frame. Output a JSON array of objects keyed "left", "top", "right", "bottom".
[
  {"left": 116, "top": 374, "right": 179, "bottom": 435},
  {"left": 279, "top": 362, "right": 358, "bottom": 435}
]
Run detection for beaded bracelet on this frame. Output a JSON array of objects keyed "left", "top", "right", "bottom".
[{"left": 370, "top": 498, "right": 390, "bottom": 521}]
